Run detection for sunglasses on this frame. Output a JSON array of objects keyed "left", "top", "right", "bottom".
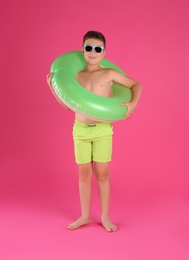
[{"left": 83, "top": 45, "right": 105, "bottom": 53}]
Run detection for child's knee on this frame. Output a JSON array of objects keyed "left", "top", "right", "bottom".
[
  {"left": 93, "top": 163, "right": 109, "bottom": 182},
  {"left": 78, "top": 163, "right": 92, "bottom": 182}
]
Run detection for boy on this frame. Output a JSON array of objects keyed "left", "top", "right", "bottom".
[{"left": 47, "top": 31, "right": 142, "bottom": 232}]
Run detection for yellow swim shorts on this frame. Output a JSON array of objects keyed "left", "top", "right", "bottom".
[{"left": 73, "top": 120, "right": 114, "bottom": 164}]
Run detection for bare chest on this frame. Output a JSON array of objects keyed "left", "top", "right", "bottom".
[{"left": 76, "top": 71, "right": 112, "bottom": 97}]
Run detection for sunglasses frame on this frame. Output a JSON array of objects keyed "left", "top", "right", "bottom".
[{"left": 83, "top": 45, "right": 105, "bottom": 53}]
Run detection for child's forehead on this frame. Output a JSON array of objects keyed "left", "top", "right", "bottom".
[{"left": 84, "top": 38, "right": 104, "bottom": 46}]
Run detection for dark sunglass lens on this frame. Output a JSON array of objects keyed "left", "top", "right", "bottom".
[
  {"left": 85, "top": 46, "right": 92, "bottom": 52},
  {"left": 95, "top": 47, "right": 102, "bottom": 53}
]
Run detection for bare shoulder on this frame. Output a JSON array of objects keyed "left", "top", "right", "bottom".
[
  {"left": 104, "top": 68, "right": 139, "bottom": 88},
  {"left": 102, "top": 68, "right": 120, "bottom": 76},
  {"left": 102, "top": 68, "right": 122, "bottom": 80},
  {"left": 100, "top": 68, "right": 115, "bottom": 77},
  {"left": 101, "top": 68, "right": 114, "bottom": 72},
  {"left": 77, "top": 70, "right": 85, "bottom": 77}
]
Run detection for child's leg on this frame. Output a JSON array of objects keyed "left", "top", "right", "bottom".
[
  {"left": 67, "top": 162, "right": 92, "bottom": 230},
  {"left": 93, "top": 162, "right": 117, "bottom": 232},
  {"left": 78, "top": 163, "right": 93, "bottom": 218}
]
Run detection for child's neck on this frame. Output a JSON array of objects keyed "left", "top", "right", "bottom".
[{"left": 85, "top": 63, "right": 101, "bottom": 72}]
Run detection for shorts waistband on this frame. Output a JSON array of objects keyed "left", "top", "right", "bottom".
[{"left": 74, "top": 120, "right": 111, "bottom": 128}]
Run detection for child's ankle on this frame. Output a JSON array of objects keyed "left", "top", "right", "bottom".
[
  {"left": 101, "top": 215, "right": 110, "bottom": 220},
  {"left": 81, "top": 215, "right": 90, "bottom": 220}
]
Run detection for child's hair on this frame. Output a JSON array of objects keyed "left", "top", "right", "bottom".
[{"left": 83, "top": 31, "right": 106, "bottom": 48}]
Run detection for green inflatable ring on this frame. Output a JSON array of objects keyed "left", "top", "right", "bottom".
[{"left": 50, "top": 51, "right": 132, "bottom": 122}]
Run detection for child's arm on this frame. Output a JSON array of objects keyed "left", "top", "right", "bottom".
[
  {"left": 109, "top": 69, "right": 142, "bottom": 119},
  {"left": 46, "top": 72, "right": 70, "bottom": 110}
]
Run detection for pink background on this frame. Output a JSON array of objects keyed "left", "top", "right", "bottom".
[{"left": 1, "top": 0, "right": 189, "bottom": 259}]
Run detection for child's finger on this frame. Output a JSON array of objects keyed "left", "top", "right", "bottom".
[
  {"left": 121, "top": 102, "right": 128, "bottom": 106},
  {"left": 46, "top": 72, "right": 54, "bottom": 79}
]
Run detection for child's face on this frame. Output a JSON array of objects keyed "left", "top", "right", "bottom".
[{"left": 82, "top": 38, "right": 105, "bottom": 65}]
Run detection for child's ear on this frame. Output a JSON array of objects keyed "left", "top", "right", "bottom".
[
  {"left": 102, "top": 49, "right": 106, "bottom": 57},
  {"left": 81, "top": 48, "right": 84, "bottom": 54}
]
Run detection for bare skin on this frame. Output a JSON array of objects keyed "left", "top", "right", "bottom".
[
  {"left": 67, "top": 217, "right": 91, "bottom": 230},
  {"left": 67, "top": 162, "right": 118, "bottom": 232},
  {"left": 47, "top": 38, "right": 142, "bottom": 232}
]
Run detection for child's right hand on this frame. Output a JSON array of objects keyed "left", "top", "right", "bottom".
[
  {"left": 46, "top": 72, "right": 54, "bottom": 87},
  {"left": 46, "top": 72, "right": 70, "bottom": 110}
]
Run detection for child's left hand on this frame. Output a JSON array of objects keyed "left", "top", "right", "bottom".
[{"left": 121, "top": 102, "right": 136, "bottom": 120}]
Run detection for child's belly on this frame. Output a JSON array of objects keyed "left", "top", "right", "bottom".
[{"left": 75, "top": 113, "right": 102, "bottom": 124}]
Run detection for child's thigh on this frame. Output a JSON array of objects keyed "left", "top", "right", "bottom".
[
  {"left": 93, "top": 136, "right": 112, "bottom": 163},
  {"left": 74, "top": 139, "right": 92, "bottom": 164}
]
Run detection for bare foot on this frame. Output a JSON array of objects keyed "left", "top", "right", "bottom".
[
  {"left": 67, "top": 216, "right": 90, "bottom": 230},
  {"left": 101, "top": 217, "right": 118, "bottom": 232}
]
